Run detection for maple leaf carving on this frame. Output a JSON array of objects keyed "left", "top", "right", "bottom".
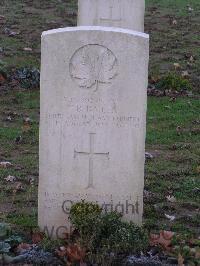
[{"left": 70, "top": 44, "right": 118, "bottom": 91}]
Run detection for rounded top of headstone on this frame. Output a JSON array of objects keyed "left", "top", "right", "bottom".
[{"left": 42, "top": 26, "right": 149, "bottom": 39}]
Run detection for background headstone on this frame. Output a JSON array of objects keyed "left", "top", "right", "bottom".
[
  {"left": 39, "top": 26, "right": 149, "bottom": 238},
  {"left": 78, "top": 0, "right": 145, "bottom": 32}
]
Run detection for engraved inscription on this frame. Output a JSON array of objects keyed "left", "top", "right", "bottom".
[
  {"left": 46, "top": 97, "right": 141, "bottom": 130},
  {"left": 100, "top": 3, "right": 122, "bottom": 26},
  {"left": 69, "top": 45, "right": 118, "bottom": 91},
  {"left": 43, "top": 191, "right": 140, "bottom": 216},
  {"left": 74, "top": 133, "right": 109, "bottom": 189}
]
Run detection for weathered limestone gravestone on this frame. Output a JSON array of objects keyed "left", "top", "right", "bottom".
[
  {"left": 39, "top": 26, "right": 149, "bottom": 238},
  {"left": 78, "top": 0, "right": 145, "bottom": 32}
]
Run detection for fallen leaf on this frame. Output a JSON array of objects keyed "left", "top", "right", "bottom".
[
  {"left": 66, "top": 244, "right": 86, "bottom": 263},
  {"left": 5, "top": 175, "right": 17, "bottom": 182},
  {"left": 169, "top": 97, "right": 176, "bottom": 102},
  {"left": 172, "top": 19, "right": 177, "bottom": 25},
  {"left": 145, "top": 152, "right": 154, "bottom": 160},
  {"left": 178, "top": 253, "right": 184, "bottom": 266},
  {"left": 3, "top": 111, "right": 19, "bottom": 117},
  {"left": 56, "top": 246, "right": 67, "bottom": 258},
  {"left": 149, "top": 75, "right": 160, "bottom": 84},
  {"left": 3, "top": 27, "right": 20, "bottom": 36},
  {"left": 0, "top": 73, "right": 6, "bottom": 82},
  {"left": 9, "top": 31, "right": 20, "bottom": 37},
  {"left": 23, "top": 47, "right": 32, "bottom": 51},
  {"left": 28, "top": 176, "right": 35, "bottom": 185},
  {"left": 192, "top": 120, "right": 200, "bottom": 125},
  {"left": 192, "top": 187, "right": 200, "bottom": 193},
  {"left": 165, "top": 214, "right": 176, "bottom": 221},
  {"left": 13, "top": 182, "right": 24, "bottom": 193},
  {"left": 5, "top": 116, "right": 12, "bottom": 121},
  {"left": 150, "top": 230, "right": 174, "bottom": 250},
  {"left": 174, "top": 63, "right": 181, "bottom": 70},
  {"left": 0, "top": 161, "right": 12, "bottom": 168},
  {"left": 16, "top": 243, "right": 31, "bottom": 253},
  {"left": 181, "top": 71, "right": 189, "bottom": 78},
  {"left": 24, "top": 117, "right": 32, "bottom": 123},
  {"left": 31, "top": 231, "right": 44, "bottom": 244},
  {"left": 166, "top": 195, "right": 176, "bottom": 203},
  {"left": 22, "top": 121, "right": 31, "bottom": 132},
  {"left": 189, "top": 56, "right": 194, "bottom": 62}
]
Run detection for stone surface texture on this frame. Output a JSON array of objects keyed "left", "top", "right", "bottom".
[
  {"left": 78, "top": 0, "right": 145, "bottom": 32},
  {"left": 39, "top": 26, "right": 149, "bottom": 238}
]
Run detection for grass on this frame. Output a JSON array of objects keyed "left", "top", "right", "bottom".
[
  {"left": 6, "top": 212, "right": 37, "bottom": 228},
  {"left": 147, "top": 97, "right": 200, "bottom": 144},
  {"left": 146, "top": 0, "right": 200, "bottom": 93},
  {"left": 0, "top": 0, "right": 199, "bottom": 239}
]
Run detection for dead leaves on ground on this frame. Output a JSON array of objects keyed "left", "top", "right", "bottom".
[
  {"left": 56, "top": 244, "right": 86, "bottom": 266},
  {"left": 150, "top": 230, "right": 175, "bottom": 250},
  {"left": 178, "top": 253, "right": 185, "bottom": 266},
  {"left": 16, "top": 232, "right": 44, "bottom": 252},
  {"left": 164, "top": 214, "right": 176, "bottom": 222},
  {"left": 174, "top": 63, "right": 181, "bottom": 70},
  {"left": 0, "top": 15, "right": 5, "bottom": 21},
  {"left": 172, "top": 19, "right": 177, "bottom": 26},
  {"left": 166, "top": 195, "right": 176, "bottom": 203},
  {"left": 3, "top": 27, "right": 20, "bottom": 37},
  {"left": 22, "top": 122, "right": 31, "bottom": 132},
  {"left": 4, "top": 175, "right": 17, "bottom": 182},
  {"left": 16, "top": 243, "right": 31, "bottom": 253},
  {"left": 0, "top": 161, "right": 12, "bottom": 168},
  {"left": 175, "top": 124, "right": 200, "bottom": 136},
  {"left": 12, "top": 182, "right": 24, "bottom": 193},
  {"left": 31, "top": 231, "right": 45, "bottom": 244},
  {"left": 22, "top": 117, "right": 32, "bottom": 132},
  {"left": 181, "top": 71, "right": 189, "bottom": 78},
  {"left": 150, "top": 231, "right": 200, "bottom": 265},
  {"left": 23, "top": 47, "right": 33, "bottom": 52},
  {"left": 0, "top": 73, "right": 6, "bottom": 83}
]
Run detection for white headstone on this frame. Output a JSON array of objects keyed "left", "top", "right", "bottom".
[
  {"left": 78, "top": 0, "right": 145, "bottom": 32},
  {"left": 39, "top": 26, "right": 149, "bottom": 238}
]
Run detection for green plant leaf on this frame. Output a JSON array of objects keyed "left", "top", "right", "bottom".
[
  {"left": 0, "top": 242, "right": 11, "bottom": 254},
  {"left": 0, "top": 224, "right": 11, "bottom": 239}
]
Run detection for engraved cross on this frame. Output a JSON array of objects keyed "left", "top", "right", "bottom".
[
  {"left": 74, "top": 133, "right": 109, "bottom": 189},
  {"left": 100, "top": 4, "right": 122, "bottom": 26}
]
